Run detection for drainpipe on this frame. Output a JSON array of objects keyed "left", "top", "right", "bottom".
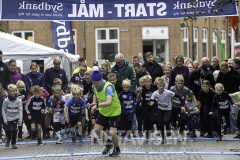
[{"left": 82, "top": 21, "right": 86, "bottom": 59}]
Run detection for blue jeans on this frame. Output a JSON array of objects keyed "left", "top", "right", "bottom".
[
  {"left": 230, "top": 101, "right": 238, "bottom": 132},
  {"left": 188, "top": 114, "right": 198, "bottom": 132},
  {"left": 131, "top": 113, "right": 137, "bottom": 133}
]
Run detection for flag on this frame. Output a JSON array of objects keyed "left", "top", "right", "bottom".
[
  {"left": 213, "top": 29, "right": 225, "bottom": 60},
  {"left": 228, "top": 16, "right": 240, "bottom": 34}
]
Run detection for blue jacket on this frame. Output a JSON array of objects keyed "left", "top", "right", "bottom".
[
  {"left": 119, "top": 90, "right": 137, "bottom": 114},
  {"left": 24, "top": 72, "right": 45, "bottom": 92}
]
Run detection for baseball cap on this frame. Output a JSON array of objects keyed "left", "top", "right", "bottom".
[{"left": 201, "top": 64, "right": 212, "bottom": 75}]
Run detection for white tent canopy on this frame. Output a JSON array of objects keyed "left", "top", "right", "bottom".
[{"left": 0, "top": 32, "right": 79, "bottom": 78}]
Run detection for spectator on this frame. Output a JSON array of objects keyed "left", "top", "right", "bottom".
[
  {"left": 0, "top": 50, "right": 10, "bottom": 90},
  {"left": 70, "top": 65, "right": 87, "bottom": 88},
  {"left": 188, "top": 64, "right": 215, "bottom": 99},
  {"left": 228, "top": 58, "right": 240, "bottom": 73},
  {"left": 24, "top": 62, "right": 45, "bottom": 93},
  {"left": 193, "top": 61, "right": 199, "bottom": 69},
  {"left": 202, "top": 57, "right": 216, "bottom": 72},
  {"left": 8, "top": 59, "right": 22, "bottom": 84},
  {"left": 142, "top": 52, "right": 163, "bottom": 83},
  {"left": 45, "top": 57, "right": 69, "bottom": 94},
  {"left": 133, "top": 63, "right": 149, "bottom": 87},
  {"left": 100, "top": 60, "right": 111, "bottom": 80},
  {"left": 132, "top": 55, "right": 141, "bottom": 66},
  {"left": 161, "top": 64, "right": 172, "bottom": 89},
  {"left": 111, "top": 53, "right": 137, "bottom": 91},
  {"left": 184, "top": 58, "right": 193, "bottom": 66},
  {"left": 72, "top": 58, "right": 92, "bottom": 75},
  {"left": 168, "top": 54, "right": 189, "bottom": 89},
  {"left": 16, "top": 67, "right": 25, "bottom": 80},
  {"left": 187, "top": 63, "right": 194, "bottom": 74},
  {"left": 212, "top": 56, "right": 220, "bottom": 70}
]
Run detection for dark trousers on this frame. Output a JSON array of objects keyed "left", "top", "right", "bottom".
[
  {"left": 237, "top": 110, "right": 240, "bottom": 131},
  {"left": 142, "top": 107, "right": 157, "bottom": 138},
  {"left": 188, "top": 114, "right": 198, "bottom": 133},
  {"left": 5, "top": 119, "right": 18, "bottom": 145},
  {"left": 203, "top": 108, "right": 212, "bottom": 135},
  {"left": 158, "top": 109, "right": 171, "bottom": 139},
  {"left": 23, "top": 106, "right": 31, "bottom": 131},
  {"left": 0, "top": 117, "right": 6, "bottom": 139},
  {"left": 122, "top": 112, "right": 134, "bottom": 132},
  {"left": 213, "top": 109, "right": 230, "bottom": 135},
  {"left": 41, "top": 114, "right": 46, "bottom": 137},
  {"left": 136, "top": 108, "right": 143, "bottom": 132},
  {"left": 199, "top": 107, "right": 204, "bottom": 132},
  {"left": 171, "top": 107, "right": 186, "bottom": 133}
]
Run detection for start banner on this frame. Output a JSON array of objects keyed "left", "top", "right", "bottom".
[{"left": 0, "top": 0, "right": 238, "bottom": 21}]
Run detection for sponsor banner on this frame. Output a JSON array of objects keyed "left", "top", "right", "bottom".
[
  {"left": 0, "top": 0, "right": 238, "bottom": 21},
  {"left": 52, "top": 21, "right": 75, "bottom": 54}
]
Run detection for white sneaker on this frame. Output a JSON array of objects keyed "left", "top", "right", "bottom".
[
  {"left": 178, "top": 133, "right": 183, "bottom": 142},
  {"left": 56, "top": 138, "right": 63, "bottom": 144}
]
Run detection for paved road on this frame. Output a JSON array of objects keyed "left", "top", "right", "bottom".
[{"left": 0, "top": 127, "right": 240, "bottom": 160}]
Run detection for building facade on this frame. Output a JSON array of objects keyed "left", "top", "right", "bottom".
[{"left": 0, "top": 16, "right": 230, "bottom": 66}]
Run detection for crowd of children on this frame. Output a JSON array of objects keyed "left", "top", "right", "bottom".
[{"left": 1, "top": 56, "right": 240, "bottom": 153}]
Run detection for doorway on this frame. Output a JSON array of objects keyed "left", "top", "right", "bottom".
[{"left": 143, "top": 40, "right": 168, "bottom": 63}]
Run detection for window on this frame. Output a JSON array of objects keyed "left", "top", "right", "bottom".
[
  {"left": 183, "top": 27, "right": 189, "bottom": 59},
  {"left": 95, "top": 28, "right": 119, "bottom": 62},
  {"left": 72, "top": 29, "right": 77, "bottom": 55},
  {"left": 193, "top": 28, "right": 198, "bottom": 61},
  {"left": 221, "top": 30, "right": 226, "bottom": 59},
  {"left": 202, "top": 28, "right": 208, "bottom": 57},
  {"left": 212, "top": 29, "right": 217, "bottom": 57},
  {"left": 12, "top": 30, "right": 34, "bottom": 42}
]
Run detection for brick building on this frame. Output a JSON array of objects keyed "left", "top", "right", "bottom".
[{"left": 0, "top": 16, "right": 231, "bottom": 66}]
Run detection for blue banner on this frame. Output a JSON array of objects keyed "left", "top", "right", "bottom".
[
  {"left": 0, "top": 0, "right": 238, "bottom": 21},
  {"left": 52, "top": 21, "right": 75, "bottom": 54}
]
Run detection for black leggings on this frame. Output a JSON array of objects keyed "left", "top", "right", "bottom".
[
  {"left": 122, "top": 112, "right": 134, "bottom": 132},
  {"left": 212, "top": 109, "right": 230, "bottom": 135},
  {"left": 142, "top": 107, "right": 157, "bottom": 138},
  {"left": 171, "top": 107, "right": 186, "bottom": 133},
  {"left": 0, "top": 117, "right": 6, "bottom": 139},
  {"left": 136, "top": 108, "right": 143, "bottom": 132},
  {"left": 158, "top": 109, "right": 171, "bottom": 139},
  {"left": 54, "top": 122, "right": 65, "bottom": 132},
  {"left": 5, "top": 119, "right": 18, "bottom": 145}
]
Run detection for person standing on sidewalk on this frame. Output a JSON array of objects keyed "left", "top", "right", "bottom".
[{"left": 90, "top": 66, "right": 121, "bottom": 156}]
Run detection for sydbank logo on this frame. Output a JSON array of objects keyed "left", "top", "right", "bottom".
[
  {"left": 18, "top": 1, "right": 63, "bottom": 13},
  {"left": 173, "top": 0, "right": 217, "bottom": 9}
]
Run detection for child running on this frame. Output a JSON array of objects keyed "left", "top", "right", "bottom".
[
  {"left": 48, "top": 85, "right": 66, "bottom": 144},
  {"left": 64, "top": 86, "right": 89, "bottom": 143},
  {"left": 118, "top": 79, "right": 137, "bottom": 139},
  {"left": 25, "top": 85, "right": 46, "bottom": 145},
  {"left": 209, "top": 83, "right": 233, "bottom": 141},
  {"left": 2, "top": 84, "right": 22, "bottom": 149},
  {"left": 150, "top": 78, "right": 185, "bottom": 144}
]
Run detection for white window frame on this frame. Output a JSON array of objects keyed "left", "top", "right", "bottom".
[
  {"left": 95, "top": 28, "right": 120, "bottom": 61},
  {"left": 183, "top": 27, "right": 189, "bottom": 58},
  {"left": 212, "top": 29, "right": 218, "bottom": 57},
  {"left": 202, "top": 28, "right": 208, "bottom": 57},
  {"left": 72, "top": 29, "right": 77, "bottom": 55},
  {"left": 12, "top": 30, "right": 34, "bottom": 41},
  {"left": 193, "top": 27, "right": 198, "bottom": 61}
]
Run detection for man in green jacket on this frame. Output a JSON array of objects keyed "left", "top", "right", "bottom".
[{"left": 111, "top": 53, "right": 137, "bottom": 90}]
